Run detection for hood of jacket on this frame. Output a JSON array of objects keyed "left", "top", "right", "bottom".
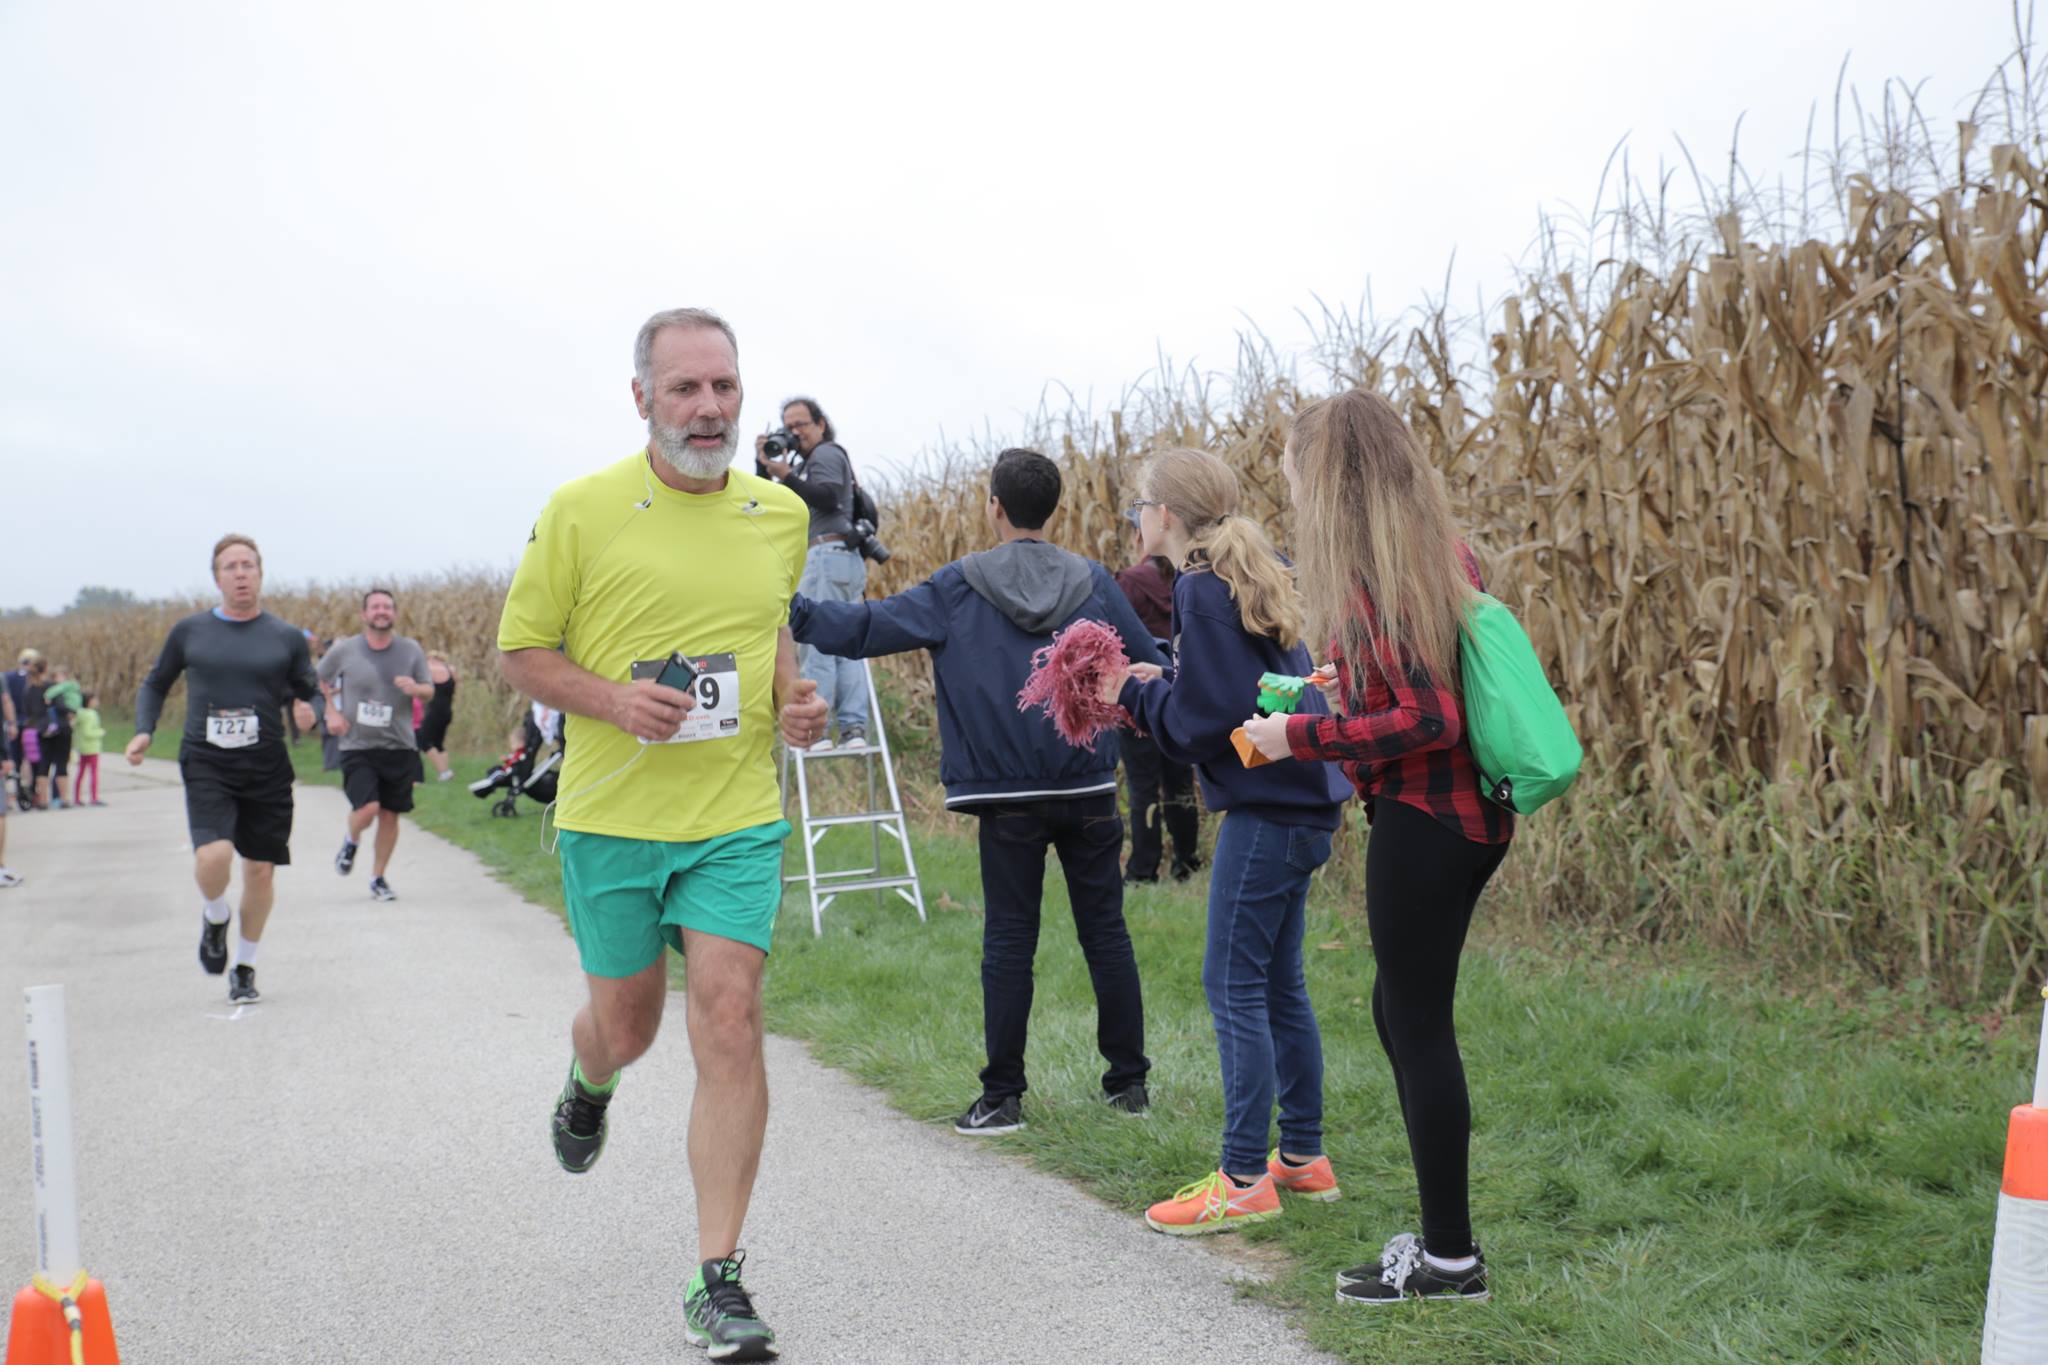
[{"left": 957, "top": 539, "right": 1096, "bottom": 635}]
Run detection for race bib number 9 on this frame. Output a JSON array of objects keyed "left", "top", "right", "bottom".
[
  {"left": 357, "top": 700, "right": 394, "bottom": 728},
  {"left": 631, "top": 653, "right": 742, "bottom": 745},
  {"left": 206, "top": 707, "right": 259, "bottom": 749}
]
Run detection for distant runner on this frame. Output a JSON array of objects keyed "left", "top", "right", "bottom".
[
  {"left": 129, "top": 534, "right": 318, "bottom": 1004},
  {"left": 320, "top": 588, "right": 432, "bottom": 901}
]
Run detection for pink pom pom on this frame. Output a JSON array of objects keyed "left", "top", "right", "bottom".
[{"left": 1016, "top": 618, "right": 1131, "bottom": 752}]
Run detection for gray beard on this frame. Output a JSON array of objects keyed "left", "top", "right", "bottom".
[{"left": 650, "top": 417, "right": 737, "bottom": 480}]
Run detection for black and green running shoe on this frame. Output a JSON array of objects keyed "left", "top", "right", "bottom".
[
  {"left": 550, "top": 1059, "right": 612, "bottom": 1174},
  {"left": 684, "top": 1251, "right": 778, "bottom": 1361}
]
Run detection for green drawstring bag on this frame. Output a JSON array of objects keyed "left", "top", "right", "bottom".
[{"left": 1459, "top": 593, "right": 1581, "bottom": 813}]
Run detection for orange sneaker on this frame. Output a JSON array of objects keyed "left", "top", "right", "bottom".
[
  {"left": 1144, "top": 1170, "right": 1281, "bottom": 1236},
  {"left": 1267, "top": 1148, "right": 1342, "bottom": 1201}
]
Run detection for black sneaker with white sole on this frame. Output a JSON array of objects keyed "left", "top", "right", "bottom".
[
  {"left": 953, "top": 1094, "right": 1023, "bottom": 1135},
  {"left": 1336, "top": 1234, "right": 1488, "bottom": 1304},
  {"left": 1105, "top": 1082, "right": 1150, "bottom": 1116},
  {"left": 199, "top": 916, "right": 229, "bottom": 975},
  {"left": 227, "top": 965, "right": 262, "bottom": 1005},
  {"left": 1337, "top": 1231, "right": 1418, "bottom": 1287},
  {"left": 335, "top": 839, "right": 358, "bottom": 875},
  {"left": 369, "top": 876, "right": 397, "bottom": 902}
]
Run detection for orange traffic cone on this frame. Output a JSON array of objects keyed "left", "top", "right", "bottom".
[
  {"left": 1983, "top": 986, "right": 2048, "bottom": 1361},
  {"left": 5, "top": 1272, "right": 119, "bottom": 1365}
]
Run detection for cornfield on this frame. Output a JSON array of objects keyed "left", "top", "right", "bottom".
[
  {"left": 3, "top": 577, "right": 533, "bottom": 759},
  {"left": 861, "top": 94, "right": 2048, "bottom": 1002},
  {"left": 8, "top": 52, "right": 2046, "bottom": 1001}
]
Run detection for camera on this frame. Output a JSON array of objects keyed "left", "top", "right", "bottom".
[
  {"left": 760, "top": 427, "right": 801, "bottom": 460},
  {"left": 849, "top": 517, "right": 891, "bottom": 563}
]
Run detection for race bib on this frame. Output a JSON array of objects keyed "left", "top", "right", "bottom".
[
  {"left": 206, "top": 707, "right": 259, "bottom": 750},
  {"left": 631, "top": 653, "right": 742, "bottom": 745},
  {"left": 356, "top": 700, "right": 394, "bottom": 728}
]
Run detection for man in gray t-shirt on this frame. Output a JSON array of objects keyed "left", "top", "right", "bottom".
[{"left": 317, "top": 588, "right": 432, "bottom": 900}]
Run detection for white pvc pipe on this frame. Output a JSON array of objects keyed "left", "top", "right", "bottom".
[
  {"left": 23, "top": 984, "right": 81, "bottom": 1282},
  {"left": 2035, "top": 986, "right": 2048, "bottom": 1111}
]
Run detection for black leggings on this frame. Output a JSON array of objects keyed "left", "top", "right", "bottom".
[{"left": 1364, "top": 798, "right": 1509, "bottom": 1260}]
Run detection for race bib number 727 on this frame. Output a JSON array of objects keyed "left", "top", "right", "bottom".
[{"left": 206, "top": 707, "right": 260, "bottom": 749}]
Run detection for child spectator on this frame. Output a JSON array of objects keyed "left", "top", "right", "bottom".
[{"left": 71, "top": 688, "right": 105, "bottom": 806}]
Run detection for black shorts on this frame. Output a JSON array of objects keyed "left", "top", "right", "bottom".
[
  {"left": 33, "top": 728, "right": 73, "bottom": 779},
  {"left": 341, "top": 748, "right": 421, "bottom": 813},
  {"left": 180, "top": 744, "right": 295, "bottom": 865},
  {"left": 416, "top": 714, "right": 452, "bottom": 752}
]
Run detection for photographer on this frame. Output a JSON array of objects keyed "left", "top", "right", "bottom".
[{"left": 755, "top": 396, "right": 872, "bottom": 749}]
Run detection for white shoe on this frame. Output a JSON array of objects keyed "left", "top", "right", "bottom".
[
  {"left": 0, "top": 868, "right": 22, "bottom": 888},
  {"left": 807, "top": 737, "right": 836, "bottom": 753},
  {"left": 837, "top": 728, "right": 868, "bottom": 750},
  {"left": 438, "top": 770, "right": 454, "bottom": 781}
]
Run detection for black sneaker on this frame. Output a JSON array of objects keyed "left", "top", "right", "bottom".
[
  {"left": 335, "top": 839, "right": 358, "bottom": 876},
  {"left": 1170, "top": 856, "right": 1204, "bottom": 882},
  {"left": 1337, "top": 1231, "right": 1417, "bottom": 1287},
  {"left": 683, "top": 1251, "right": 778, "bottom": 1360},
  {"left": 953, "top": 1094, "right": 1023, "bottom": 1135},
  {"left": 1106, "top": 1082, "right": 1150, "bottom": 1116},
  {"left": 199, "top": 916, "right": 229, "bottom": 975},
  {"left": 1336, "top": 1234, "right": 1488, "bottom": 1304},
  {"left": 836, "top": 725, "right": 867, "bottom": 750},
  {"left": 551, "top": 1060, "right": 612, "bottom": 1174},
  {"left": 369, "top": 876, "right": 397, "bottom": 902},
  {"left": 227, "top": 965, "right": 261, "bottom": 1005},
  {"left": 1122, "top": 871, "right": 1159, "bottom": 885}
]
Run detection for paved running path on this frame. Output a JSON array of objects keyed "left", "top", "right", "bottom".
[{"left": 1, "top": 759, "right": 1333, "bottom": 1364}]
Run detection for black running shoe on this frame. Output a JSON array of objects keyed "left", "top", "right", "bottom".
[
  {"left": 227, "top": 965, "right": 261, "bottom": 1005},
  {"left": 1336, "top": 1234, "right": 1488, "bottom": 1304},
  {"left": 683, "top": 1252, "right": 778, "bottom": 1361},
  {"left": 369, "top": 876, "right": 397, "bottom": 902},
  {"left": 199, "top": 917, "right": 229, "bottom": 975},
  {"left": 1106, "top": 1082, "right": 1150, "bottom": 1116},
  {"left": 1170, "top": 856, "right": 1204, "bottom": 882},
  {"left": 953, "top": 1094, "right": 1023, "bottom": 1135},
  {"left": 335, "top": 839, "right": 358, "bottom": 876},
  {"left": 551, "top": 1060, "right": 612, "bottom": 1174}
]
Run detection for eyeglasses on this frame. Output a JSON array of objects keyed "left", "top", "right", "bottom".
[{"left": 1123, "top": 499, "right": 1160, "bottom": 527}]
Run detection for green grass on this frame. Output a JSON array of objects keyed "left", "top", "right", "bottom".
[{"left": 106, "top": 721, "right": 2020, "bottom": 1362}]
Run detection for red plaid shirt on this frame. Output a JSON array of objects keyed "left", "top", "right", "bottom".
[{"left": 1284, "top": 547, "right": 1514, "bottom": 846}]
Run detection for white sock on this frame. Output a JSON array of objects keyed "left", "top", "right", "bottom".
[
  {"left": 1424, "top": 1251, "right": 1478, "bottom": 1272},
  {"left": 235, "top": 935, "right": 260, "bottom": 968},
  {"left": 202, "top": 896, "right": 232, "bottom": 926},
  {"left": 342, "top": 833, "right": 358, "bottom": 848}
]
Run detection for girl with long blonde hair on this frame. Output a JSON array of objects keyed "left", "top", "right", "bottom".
[
  {"left": 1107, "top": 447, "right": 1352, "bottom": 1236},
  {"left": 1239, "top": 388, "right": 1514, "bottom": 1306}
]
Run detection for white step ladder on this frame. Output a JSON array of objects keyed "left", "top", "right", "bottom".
[{"left": 780, "top": 659, "right": 927, "bottom": 937}]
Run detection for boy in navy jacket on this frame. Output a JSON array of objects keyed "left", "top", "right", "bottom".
[{"left": 789, "top": 448, "right": 1165, "bottom": 1135}]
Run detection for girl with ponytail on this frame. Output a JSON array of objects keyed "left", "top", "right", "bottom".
[{"left": 1107, "top": 446, "right": 1352, "bottom": 1236}]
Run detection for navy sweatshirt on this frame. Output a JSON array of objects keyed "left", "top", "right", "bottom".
[
  {"left": 1118, "top": 566, "right": 1349, "bottom": 830},
  {"left": 790, "top": 538, "right": 1165, "bottom": 808}
]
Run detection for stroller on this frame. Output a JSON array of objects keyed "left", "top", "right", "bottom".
[{"left": 470, "top": 709, "right": 563, "bottom": 818}]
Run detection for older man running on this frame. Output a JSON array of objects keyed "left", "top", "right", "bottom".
[{"left": 499, "top": 306, "right": 825, "bottom": 1362}]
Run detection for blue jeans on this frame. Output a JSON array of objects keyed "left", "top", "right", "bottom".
[
  {"left": 797, "top": 544, "right": 870, "bottom": 733},
  {"left": 1205, "top": 809, "right": 1333, "bottom": 1175}
]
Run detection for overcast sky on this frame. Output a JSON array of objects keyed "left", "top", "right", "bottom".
[{"left": 1, "top": 1, "right": 2023, "bottom": 612}]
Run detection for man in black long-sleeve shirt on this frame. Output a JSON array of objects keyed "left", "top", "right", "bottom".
[
  {"left": 755, "top": 396, "right": 870, "bottom": 748},
  {"left": 129, "top": 534, "right": 318, "bottom": 1004}
]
